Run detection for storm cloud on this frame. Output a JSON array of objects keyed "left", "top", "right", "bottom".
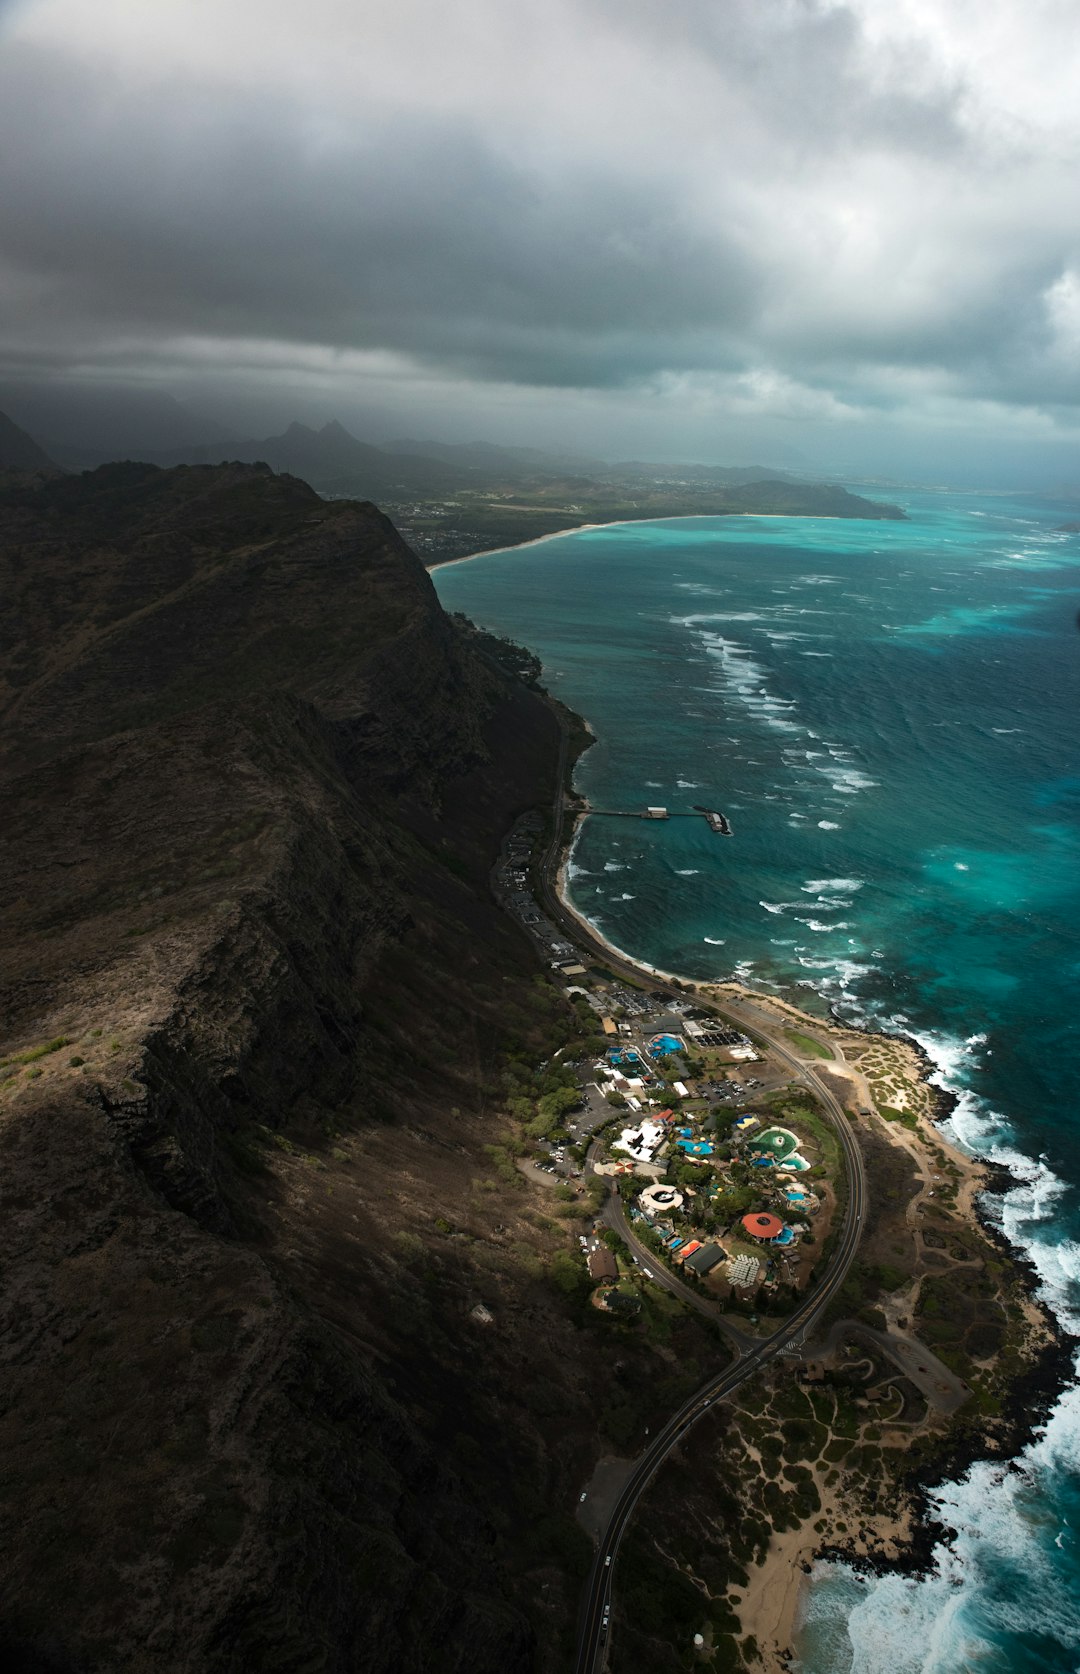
[{"left": 2, "top": 0, "right": 1080, "bottom": 467}]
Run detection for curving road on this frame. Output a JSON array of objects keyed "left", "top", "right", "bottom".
[
  {"left": 599, "top": 1188, "right": 754, "bottom": 1353},
  {"left": 530, "top": 712, "right": 867, "bottom": 1673},
  {"left": 575, "top": 1113, "right": 865, "bottom": 1674}
]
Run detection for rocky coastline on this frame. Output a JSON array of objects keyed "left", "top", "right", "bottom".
[{"left": 546, "top": 775, "right": 1070, "bottom": 1670}]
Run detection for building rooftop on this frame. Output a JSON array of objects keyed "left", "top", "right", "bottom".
[{"left": 741, "top": 1212, "right": 786, "bottom": 1241}]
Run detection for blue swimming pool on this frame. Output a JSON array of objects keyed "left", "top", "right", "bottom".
[{"left": 650, "top": 1033, "right": 684, "bottom": 1056}]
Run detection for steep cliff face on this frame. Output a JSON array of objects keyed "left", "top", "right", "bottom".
[{"left": 0, "top": 465, "right": 596, "bottom": 1672}]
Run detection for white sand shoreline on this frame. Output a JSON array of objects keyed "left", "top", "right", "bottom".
[
  {"left": 431, "top": 510, "right": 849, "bottom": 571},
  {"left": 556, "top": 806, "right": 841, "bottom": 1033}
]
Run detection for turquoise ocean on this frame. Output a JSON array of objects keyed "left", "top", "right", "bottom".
[{"left": 433, "top": 491, "right": 1080, "bottom": 1673}]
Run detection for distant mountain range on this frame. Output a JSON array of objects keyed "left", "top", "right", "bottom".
[
  {"left": 0, "top": 382, "right": 236, "bottom": 466},
  {"left": 146, "top": 420, "right": 814, "bottom": 500},
  {"left": 145, "top": 419, "right": 474, "bottom": 496},
  {"left": 0, "top": 382, "right": 812, "bottom": 498},
  {"left": 0, "top": 397, "right": 909, "bottom": 541},
  {"left": 0, "top": 408, "right": 58, "bottom": 472}
]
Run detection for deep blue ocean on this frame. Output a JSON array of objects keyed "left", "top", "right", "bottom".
[{"left": 433, "top": 490, "right": 1080, "bottom": 1673}]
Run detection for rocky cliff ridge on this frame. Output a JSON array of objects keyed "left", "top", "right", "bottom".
[{"left": 0, "top": 464, "right": 600, "bottom": 1673}]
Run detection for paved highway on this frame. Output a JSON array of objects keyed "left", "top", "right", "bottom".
[
  {"left": 530, "top": 711, "right": 867, "bottom": 1674},
  {"left": 575, "top": 1111, "right": 865, "bottom": 1674},
  {"left": 599, "top": 1189, "right": 754, "bottom": 1353}
]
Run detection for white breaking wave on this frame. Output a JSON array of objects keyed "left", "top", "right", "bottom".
[
  {"left": 818, "top": 820, "right": 841, "bottom": 829},
  {"left": 803, "top": 877, "right": 865, "bottom": 893},
  {"left": 703, "top": 936, "right": 726, "bottom": 945},
  {"left": 827, "top": 767, "right": 879, "bottom": 794},
  {"left": 672, "top": 610, "right": 769, "bottom": 623},
  {"left": 795, "top": 918, "right": 852, "bottom": 932},
  {"left": 803, "top": 1368, "right": 1080, "bottom": 1674},
  {"left": 696, "top": 631, "right": 805, "bottom": 737},
  {"left": 604, "top": 860, "right": 627, "bottom": 871},
  {"left": 794, "top": 954, "right": 874, "bottom": 987},
  {"left": 674, "top": 868, "right": 700, "bottom": 875},
  {"left": 907, "top": 1025, "right": 1080, "bottom": 1332}
]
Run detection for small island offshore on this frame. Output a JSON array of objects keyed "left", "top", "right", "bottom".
[{"left": 0, "top": 462, "right": 1067, "bottom": 1674}]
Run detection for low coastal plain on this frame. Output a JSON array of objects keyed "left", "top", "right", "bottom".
[{"left": 548, "top": 887, "right": 1064, "bottom": 1673}]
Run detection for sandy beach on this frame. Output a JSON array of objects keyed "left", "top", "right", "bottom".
[
  {"left": 739, "top": 1491, "right": 916, "bottom": 1670},
  {"left": 430, "top": 509, "right": 849, "bottom": 572},
  {"left": 431, "top": 522, "right": 607, "bottom": 569}
]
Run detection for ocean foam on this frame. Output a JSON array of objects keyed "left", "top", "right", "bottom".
[
  {"left": 827, "top": 768, "right": 879, "bottom": 794},
  {"left": 703, "top": 936, "right": 726, "bottom": 945},
  {"left": 673, "top": 610, "right": 769, "bottom": 623},
  {"left": 818, "top": 820, "right": 841, "bottom": 830},
  {"left": 901, "top": 1026, "right": 1080, "bottom": 1332},
  {"left": 803, "top": 1370, "right": 1080, "bottom": 1673},
  {"left": 803, "top": 878, "right": 865, "bottom": 894},
  {"left": 698, "top": 631, "right": 805, "bottom": 737}
]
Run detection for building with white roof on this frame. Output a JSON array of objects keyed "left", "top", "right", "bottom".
[{"left": 613, "top": 1120, "right": 667, "bottom": 1164}]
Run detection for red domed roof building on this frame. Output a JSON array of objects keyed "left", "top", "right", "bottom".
[{"left": 741, "top": 1212, "right": 785, "bottom": 1242}]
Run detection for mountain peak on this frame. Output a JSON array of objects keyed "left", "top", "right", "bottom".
[{"left": 0, "top": 407, "right": 59, "bottom": 472}]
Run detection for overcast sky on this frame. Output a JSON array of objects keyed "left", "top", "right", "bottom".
[{"left": 3, "top": 0, "right": 1080, "bottom": 478}]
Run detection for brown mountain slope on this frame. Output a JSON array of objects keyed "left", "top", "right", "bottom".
[{"left": 0, "top": 464, "right": 678, "bottom": 1674}]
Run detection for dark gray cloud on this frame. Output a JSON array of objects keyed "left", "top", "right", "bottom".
[{"left": 1, "top": 0, "right": 1079, "bottom": 464}]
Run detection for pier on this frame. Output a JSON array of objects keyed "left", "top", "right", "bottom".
[{"left": 583, "top": 803, "right": 733, "bottom": 836}]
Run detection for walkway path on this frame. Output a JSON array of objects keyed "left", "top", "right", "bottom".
[{"left": 805, "top": 1317, "right": 970, "bottom": 1415}]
